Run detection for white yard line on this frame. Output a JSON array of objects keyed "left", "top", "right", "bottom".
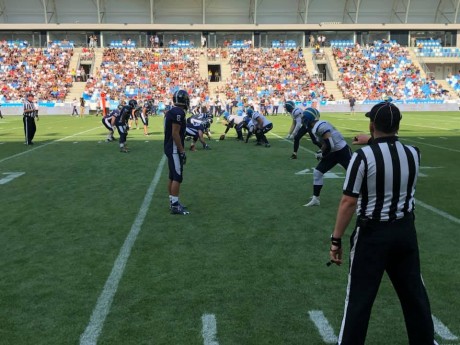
[
  {"left": 416, "top": 199, "right": 460, "bottom": 225},
  {"left": 79, "top": 156, "right": 166, "bottom": 345},
  {"left": 308, "top": 310, "right": 338, "bottom": 344},
  {"left": 202, "top": 314, "right": 220, "bottom": 345},
  {"left": 0, "top": 127, "right": 102, "bottom": 164},
  {"left": 403, "top": 138, "right": 460, "bottom": 153},
  {"left": 433, "top": 315, "right": 459, "bottom": 341}
]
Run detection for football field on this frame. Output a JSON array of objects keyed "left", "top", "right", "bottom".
[{"left": 0, "top": 112, "right": 459, "bottom": 345}]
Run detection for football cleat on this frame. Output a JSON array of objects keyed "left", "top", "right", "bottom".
[
  {"left": 290, "top": 153, "right": 297, "bottom": 159},
  {"left": 120, "top": 147, "right": 129, "bottom": 153},
  {"left": 171, "top": 203, "right": 190, "bottom": 215},
  {"left": 265, "top": 143, "right": 271, "bottom": 148},
  {"left": 303, "top": 196, "right": 320, "bottom": 207}
]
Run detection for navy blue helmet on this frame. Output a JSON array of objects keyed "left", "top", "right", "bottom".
[{"left": 173, "top": 89, "right": 190, "bottom": 110}]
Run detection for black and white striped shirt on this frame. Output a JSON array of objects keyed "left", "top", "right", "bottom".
[
  {"left": 343, "top": 136, "right": 420, "bottom": 221},
  {"left": 23, "top": 100, "right": 35, "bottom": 117}
]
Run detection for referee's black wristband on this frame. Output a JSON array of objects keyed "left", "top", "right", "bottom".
[{"left": 330, "top": 235, "right": 342, "bottom": 248}]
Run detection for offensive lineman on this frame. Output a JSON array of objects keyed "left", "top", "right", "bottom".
[
  {"left": 246, "top": 108, "right": 273, "bottom": 147},
  {"left": 219, "top": 111, "right": 245, "bottom": 141}
]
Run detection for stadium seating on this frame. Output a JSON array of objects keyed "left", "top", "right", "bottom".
[
  {"left": 271, "top": 40, "right": 297, "bottom": 48},
  {"left": 83, "top": 48, "right": 208, "bottom": 104},
  {"left": 109, "top": 40, "right": 136, "bottom": 48},
  {"left": 0, "top": 45, "right": 73, "bottom": 101},
  {"left": 330, "top": 40, "right": 354, "bottom": 48},
  {"left": 333, "top": 40, "right": 446, "bottom": 100}
]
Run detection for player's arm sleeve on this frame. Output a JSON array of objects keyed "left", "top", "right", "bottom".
[
  {"left": 291, "top": 117, "right": 302, "bottom": 137},
  {"left": 321, "top": 132, "right": 333, "bottom": 155},
  {"left": 307, "top": 128, "right": 321, "bottom": 148}
]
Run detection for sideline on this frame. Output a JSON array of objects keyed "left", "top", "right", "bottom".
[
  {"left": 0, "top": 126, "right": 102, "bottom": 164},
  {"left": 79, "top": 155, "right": 166, "bottom": 345}
]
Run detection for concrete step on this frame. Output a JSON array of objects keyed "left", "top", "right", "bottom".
[
  {"left": 407, "top": 48, "right": 427, "bottom": 79},
  {"left": 435, "top": 79, "right": 458, "bottom": 99},
  {"left": 323, "top": 80, "right": 343, "bottom": 101},
  {"left": 302, "top": 48, "right": 317, "bottom": 75}
]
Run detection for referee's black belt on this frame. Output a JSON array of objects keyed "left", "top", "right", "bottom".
[{"left": 358, "top": 212, "right": 414, "bottom": 226}]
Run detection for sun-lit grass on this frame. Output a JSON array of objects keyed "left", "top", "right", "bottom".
[{"left": 0, "top": 112, "right": 459, "bottom": 345}]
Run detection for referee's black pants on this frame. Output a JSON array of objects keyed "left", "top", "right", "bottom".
[
  {"left": 23, "top": 116, "right": 36, "bottom": 144},
  {"left": 338, "top": 214, "right": 436, "bottom": 345}
]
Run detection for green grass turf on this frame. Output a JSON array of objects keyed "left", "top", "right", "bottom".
[{"left": 0, "top": 112, "right": 459, "bottom": 345}]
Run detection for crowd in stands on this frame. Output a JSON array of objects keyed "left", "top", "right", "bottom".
[
  {"left": 1, "top": 37, "right": 458, "bottom": 106},
  {"left": 83, "top": 48, "right": 208, "bottom": 107},
  {"left": 219, "top": 48, "right": 329, "bottom": 106},
  {"left": 333, "top": 40, "right": 448, "bottom": 101},
  {"left": 207, "top": 48, "right": 228, "bottom": 61},
  {"left": 0, "top": 41, "right": 73, "bottom": 101}
]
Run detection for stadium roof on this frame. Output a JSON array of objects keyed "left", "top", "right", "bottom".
[{"left": 0, "top": 0, "right": 459, "bottom": 27}]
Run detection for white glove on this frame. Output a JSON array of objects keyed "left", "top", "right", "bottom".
[{"left": 315, "top": 150, "right": 323, "bottom": 161}]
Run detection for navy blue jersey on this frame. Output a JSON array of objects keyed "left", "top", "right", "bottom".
[
  {"left": 106, "top": 109, "right": 119, "bottom": 121},
  {"left": 117, "top": 105, "right": 133, "bottom": 125},
  {"left": 164, "top": 106, "right": 186, "bottom": 154}
]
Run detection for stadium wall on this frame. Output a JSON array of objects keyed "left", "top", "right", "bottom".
[{"left": 1, "top": 103, "right": 458, "bottom": 116}]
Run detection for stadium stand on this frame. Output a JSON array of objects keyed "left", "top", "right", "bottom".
[
  {"left": 83, "top": 48, "right": 208, "bottom": 106},
  {"left": 333, "top": 40, "right": 447, "bottom": 101},
  {"left": 222, "top": 48, "right": 328, "bottom": 105},
  {"left": 0, "top": 42, "right": 73, "bottom": 101}
]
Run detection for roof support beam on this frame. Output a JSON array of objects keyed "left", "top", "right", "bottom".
[
  {"left": 343, "top": 0, "right": 362, "bottom": 24},
  {"left": 249, "top": 0, "right": 256, "bottom": 24},
  {"left": 0, "top": 0, "right": 7, "bottom": 23},
  {"left": 391, "top": 0, "right": 410, "bottom": 23},
  {"left": 405, "top": 0, "right": 411, "bottom": 23},
  {"left": 150, "top": 0, "right": 154, "bottom": 24},
  {"left": 456, "top": 0, "right": 460, "bottom": 23},
  {"left": 435, "top": 0, "right": 459, "bottom": 23},
  {"left": 298, "top": 0, "right": 309, "bottom": 24}
]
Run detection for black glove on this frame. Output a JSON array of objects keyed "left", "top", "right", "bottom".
[{"left": 179, "top": 152, "right": 187, "bottom": 165}]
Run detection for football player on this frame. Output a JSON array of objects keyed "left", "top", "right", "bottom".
[
  {"left": 164, "top": 89, "right": 190, "bottom": 215},
  {"left": 290, "top": 107, "right": 322, "bottom": 159},
  {"left": 246, "top": 108, "right": 273, "bottom": 147},
  {"left": 140, "top": 99, "right": 153, "bottom": 136},
  {"left": 219, "top": 111, "right": 245, "bottom": 141},
  {"left": 112, "top": 99, "right": 136, "bottom": 153},
  {"left": 103, "top": 102, "right": 124, "bottom": 142},
  {"left": 301, "top": 112, "right": 352, "bottom": 207},
  {"left": 186, "top": 113, "right": 211, "bottom": 151},
  {"left": 128, "top": 100, "right": 140, "bottom": 130},
  {"left": 284, "top": 100, "right": 304, "bottom": 154}
]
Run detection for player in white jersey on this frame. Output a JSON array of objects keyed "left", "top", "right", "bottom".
[
  {"left": 247, "top": 108, "right": 273, "bottom": 147},
  {"left": 284, "top": 101, "right": 303, "bottom": 140},
  {"left": 219, "top": 111, "right": 245, "bottom": 140},
  {"left": 302, "top": 112, "right": 352, "bottom": 207}
]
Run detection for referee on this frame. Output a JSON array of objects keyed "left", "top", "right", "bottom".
[
  {"left": 23, "top": 93, "right": 39, "bottom": 145},
  {"left": 328, "top": 102, "right": 437, "bottom": 345}
]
